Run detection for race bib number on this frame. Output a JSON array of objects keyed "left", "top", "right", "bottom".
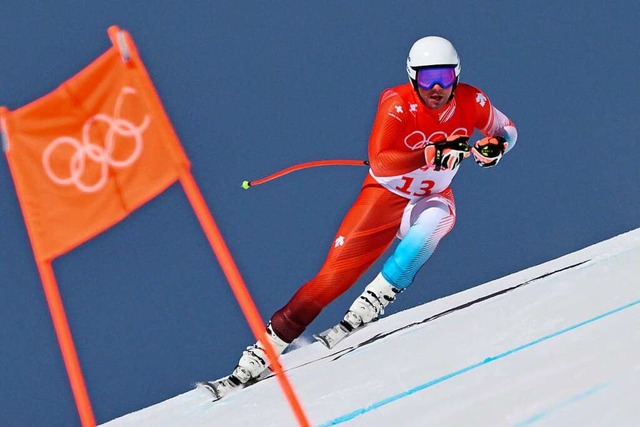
[
  {"left": 394, "top": 176, "right": 435, "bottom": 197},
  {"left": 370, "top": 167, "right": 457, "bottom": 201}
]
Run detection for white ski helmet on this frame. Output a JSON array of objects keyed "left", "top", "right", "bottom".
[{"left": 406, "top": 36, "right": 461, "bottom": 90}]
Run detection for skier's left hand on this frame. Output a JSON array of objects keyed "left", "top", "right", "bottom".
[{"left": 471, "top": 136, "right": 508, "bottom": 168}]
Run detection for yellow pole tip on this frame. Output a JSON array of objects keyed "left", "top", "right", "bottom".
[{"left": 242, "top": 180, "right": 251, "bottom": 190}]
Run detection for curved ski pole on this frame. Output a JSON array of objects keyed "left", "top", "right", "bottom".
[{"left": 242, "top": 159, "right": 369, "bottom": 189}]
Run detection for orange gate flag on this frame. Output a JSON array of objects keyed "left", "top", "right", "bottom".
[
  {"left": 0, "top": 27, "right": 189, "bottom": 262},
  {"left": 2, "top": 27, "right": 311, "bottom": 427}
]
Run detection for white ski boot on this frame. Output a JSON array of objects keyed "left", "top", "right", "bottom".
[
  {"left": 199, "top": 323, "right": 289, "bottom": 400},
  {"left": 315, "top": 273, "right": 403, "bottom": 348},
  {"left": 231, "top": 323, "right": 289, "bottom": 384},
  {"left": 343, "top": 273, "right": 402, "bottom": 329}
]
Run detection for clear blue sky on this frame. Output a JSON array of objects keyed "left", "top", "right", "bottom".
[{"left": 1, "top": 2, "right": 639, "bottom": 425}]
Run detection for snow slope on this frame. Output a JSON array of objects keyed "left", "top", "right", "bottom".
[{"left": 101, "top": 228, "right": 640, "bottom": 427}]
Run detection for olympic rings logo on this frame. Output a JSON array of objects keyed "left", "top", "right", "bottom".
[
  {"left": 42, "top": 87, "right": 150, "bottom": 193},
  {"left": 403, "top": 127, "right": 468, "bottom": 150}
]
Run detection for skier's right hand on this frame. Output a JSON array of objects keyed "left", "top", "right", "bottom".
[{"left": 424, "top": 135, "right": 470, "bottom": 171}]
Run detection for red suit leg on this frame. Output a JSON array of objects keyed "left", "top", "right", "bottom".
[{"left": 271, "top": 175, "right": 408, "bottom": 342}]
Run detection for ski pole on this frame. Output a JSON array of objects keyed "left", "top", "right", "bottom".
[{"left": 242, "top": 159, "right": 370, "bottom": 189}]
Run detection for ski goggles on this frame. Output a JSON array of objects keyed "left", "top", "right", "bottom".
[{"left": 417, "top": 67, "right": 457, "bottom": 90}]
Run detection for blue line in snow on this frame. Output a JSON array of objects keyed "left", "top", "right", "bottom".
[
  {"left": 318, "top": 298, "right": 640, "bottom": 427},
  {"left": 511, "top": 382, "right": 609, "bottom": 427}
]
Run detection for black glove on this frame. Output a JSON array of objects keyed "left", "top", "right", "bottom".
[
  {"left": 471, "top": 136, "right": 508, "bottom": 168},
  {"left": 424, "top": 135, "right": 471, "bottom": 171}
]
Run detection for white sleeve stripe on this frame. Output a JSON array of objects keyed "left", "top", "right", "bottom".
[
  {"left": 502, "top": 125, "right": 518, "bottom": 152},
  {"left": 482, "top": 105, "right": 511, "bottom": 135}
]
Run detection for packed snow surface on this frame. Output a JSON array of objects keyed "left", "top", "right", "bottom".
[{"left": 102, "top": 228, "right": 640, "bottom": 426}]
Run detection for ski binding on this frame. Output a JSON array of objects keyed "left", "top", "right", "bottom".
[
  {"left": 197, "top": 375, "right": 244, "bottom": 401},
  {"left": 314, "top": 321, "right": 360, "bottom": 349}
]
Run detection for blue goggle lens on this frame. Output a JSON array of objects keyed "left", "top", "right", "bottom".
[{"left": 417, "top": 67, "right": 457, "bottom": 89}]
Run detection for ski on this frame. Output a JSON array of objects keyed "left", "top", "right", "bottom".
[
  {"left": 197, "top": 371, "right": 272, "bottom": 401},
  {"left": 314, "top": 321, "right": 363, "bottom": 349},
  {"left": 197, "top": 375, "right": 243, "bottom": 401}
]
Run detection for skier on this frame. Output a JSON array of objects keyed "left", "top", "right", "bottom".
[{"left": 211, "top": 36, "right": 517, "bottom": 393}]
